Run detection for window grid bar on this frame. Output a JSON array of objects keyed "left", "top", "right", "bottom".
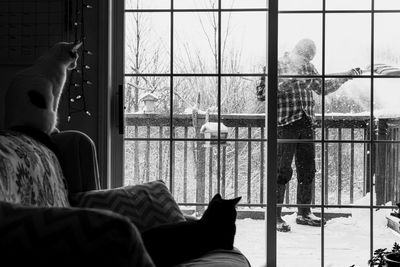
[
  {"left": 124, "top": 72, "right": 400, "bottom": 79},
  {"left": 266, "top": 0, "right": 278, "bottom": 266},
  {"left": 178, "top": 203, "right": 398, "bottom": 209},
  {"left": 169, "top": 0, "right": 174, "bottom": 193},
  {"left": 124, "top": 72, "right": 400, "bottom": 80},
  {"left": 217, "top": 0, "right": 222, "bottom": 194},
  {"left": 125, "top": 8, "right": 269, "bottom": 13},
  {"left": 124, "top": 8, "right": 400, "bottom": 14},
  {"left": 369, "top": 0, "right": 376, "bottom": 260},
  {"left": 279, "top": 9, "right": 400, "bottom": 14},
  {"left": 275, "top": 204, "right": 398, "bottom": 209},
  {"left": 320, "top": 0, "right": 327, "bottom": 265},
  {"left": 123, "top": 137, "right": 400, "bottom": 144}
]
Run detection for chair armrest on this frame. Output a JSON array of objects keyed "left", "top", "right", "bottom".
[
  {"left": 51, "top": 130, "right": 101, "bottom": 193},
  {"left": 0, "top": 202, "right": 154, "bottom": 267}
]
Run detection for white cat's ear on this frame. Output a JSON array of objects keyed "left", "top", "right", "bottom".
[{"left": 72, "top": 42, "right": 83, "bottom": 52}]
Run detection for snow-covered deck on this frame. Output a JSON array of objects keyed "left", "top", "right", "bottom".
[{"left": 235, "top": 207, "right": 399, "bottom": 267}]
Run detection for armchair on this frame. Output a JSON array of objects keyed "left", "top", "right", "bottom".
[{"left": 0, "top": 129, "right": 250, "bottom": 267}]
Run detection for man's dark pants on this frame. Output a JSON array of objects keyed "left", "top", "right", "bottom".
[{"left": 277, "top": 115, "right": 316, "bottom": 216}]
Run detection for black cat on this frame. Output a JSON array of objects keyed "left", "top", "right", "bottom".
[{"left": 141, "top": 193, "right": 241, "bottom": 267}]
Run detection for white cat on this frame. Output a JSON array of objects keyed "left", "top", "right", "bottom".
[{"left": 4, "top": 42, "right": 82, "bottom": 135}]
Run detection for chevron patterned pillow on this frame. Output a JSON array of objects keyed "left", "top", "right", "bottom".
[{"left": 70, "top": 180, "right": 186, "bottom": 232}]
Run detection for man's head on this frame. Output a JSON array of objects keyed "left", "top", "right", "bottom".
[{"left": 292, "top": 38, "right": 316, "bottom": 62}]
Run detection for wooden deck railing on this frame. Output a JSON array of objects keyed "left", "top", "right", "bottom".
[{"left": 124, "top": 113, "right": 400, "bottom": 207}]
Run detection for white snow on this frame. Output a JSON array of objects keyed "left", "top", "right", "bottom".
[
  {"left": 234, "top": 194, "right": 399, "bottom": 267},
  {"left": 327, "top": 77, "right": 400, "bottom": 118}
]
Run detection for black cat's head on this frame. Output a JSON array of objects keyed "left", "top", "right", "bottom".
[{"left": 201, "top": 193, "right": 241, "bottom": 224}]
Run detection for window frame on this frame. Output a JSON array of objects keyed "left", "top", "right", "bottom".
[{"left": 105, "top": 0, "right": 400, "bottom": 266}]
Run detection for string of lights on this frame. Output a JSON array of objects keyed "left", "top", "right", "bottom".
[{"left": 66, "top": 0, "right": 93, "bottom": 122}]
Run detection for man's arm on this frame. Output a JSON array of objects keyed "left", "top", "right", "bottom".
[{"left": 308, "top": 65, "right": 362, "bottom": 95}]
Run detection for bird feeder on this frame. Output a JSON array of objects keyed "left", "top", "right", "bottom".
[
  {"left": 200, "top": 121, "right": 229, "bottom": 147},
  {"left": 140, "top": 92, "right": 158, "bottom": 114}
]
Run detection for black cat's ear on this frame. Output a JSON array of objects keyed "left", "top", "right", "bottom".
[
  {"left": 231, "top": 196, "right": 241, "bottom": 206},
  {"left": 212, "top": 193, "right": 222, "bottom": 201}
]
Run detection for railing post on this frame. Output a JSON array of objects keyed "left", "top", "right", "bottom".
[
  {"left": 134, "top": 126, "right": 139, "bottom": 183},
  {"left": 350, "top": 128, "right": 354, "bottom": 204},
  {"left": 183, "top": 127, "right": 188, "bottom": 203},
  {"left": 338, "top": 128, "right": 342, "bottom": 205},
  {"left": 146, "top": 126, "right": 150, "bottom": 182},
  {"left": 247, "top": 128, "right": 252, "bottom": 204},
  {"left": 324, "top": 129, "right": 329, "bottom": 204},
  {"left": 208, "top": 146, "right": 213, "bottom": 201},
  {"left": 193, "top": 110, "right": 205, "bottom": 214},
  {"left": 375, "top": 119, "right": 387, "bottom": 205},
  {"left": 260, "top": 127, "right": 265, "bottom": 204},
  {"left": 364, "top": 123, "right": 371, "bottom": 195}
]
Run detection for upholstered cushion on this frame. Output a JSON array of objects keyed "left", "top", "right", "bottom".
[
  {"left": 70, "top": 180, "right": 186, "bottom": 232},
  {"left": 0, "top": 131, "right": 69, "bottom": 207},
  {"left": 0, "top": 201, "right": 155, "bottom": 267},
  {"left": 179, "top": 248, "right": 251, "bottom": 267}
]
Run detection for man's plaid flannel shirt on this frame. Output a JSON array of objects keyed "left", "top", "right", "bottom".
[{"left": 277, "top": 52, "right": 349, "bottom": 127}]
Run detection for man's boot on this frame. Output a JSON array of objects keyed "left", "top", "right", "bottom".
[
  {"left": 277, "top": 184, "right": 291, "bottom": 232},
  {"left": 296, "top": 182, "right": 326, "bottom": 226}
]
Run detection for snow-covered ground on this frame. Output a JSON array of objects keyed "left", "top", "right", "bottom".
[{"left": 234, "top": 202, "right": 399, "bottom": 267}]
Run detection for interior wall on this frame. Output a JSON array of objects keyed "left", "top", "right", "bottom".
[
  {"left": 0, "top": 0, "right": 99, "bottom": 147},
  {"left": 0, "top": 0, "right": 105, "bottom": 186}
]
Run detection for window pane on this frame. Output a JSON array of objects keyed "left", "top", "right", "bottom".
[
  {"left": 219, "top": 141, "right": 265, "bottom": 204},
  {"left": 326, "top": 0, "right": 371, "bottom": 10},
  {"left": 279, "top": 14, "right": 322, "bottom": 73},
  {"left": 172, "top": 76, "right": 218, "bottom": 137},
  {"left": 236, "top": 219, "right": 265, "bottom": 267},
  {"left": 375, "top": 13, "right": 400, "bottom": 74},
  {"left": 325, "top": 14, "right": 371, "bottom": 75},
  {"left": 124, "top": 140, "right": 171, "bottom": 185},
  {"left": 324, "top": 78, "right": 371, "bottom": 141},
  {"left": 222, "top": 0, "right": 267, "bottom": 9},
  {"left": 324, "top": 208, "right": 370, "bottom": 266},
  {"left": 173, "top": 141, "right": 198, "bottom": 203},
  {"left": 375, "top": 0, "right": 400, "bottom": 10},
  {"left": 125, "top": 12, "right": 170, "bottom": 74},
  {"left": 374, "top": 207, "right": 400, "bottom": 258},
  {"left": 125, "top": 0, "right": 170, "bottom": 9},
  {"left": 374, "top": 79, "right": 400, "bottom": 120},
  {"left": 221, "top": 12, "right": 267, "bottom": 73},
  {"left": 174, "top": 0, "right": 217, "bottom": 9},
  {"left": 221, "top": 76, "right": 264, "bottom": 141},
  {"left": 277, "top": 217, "right": 321, "bottom": 266},
  {"left": 276, "top": 142, "right": 322, "bottom": 205},
  {"left": 124, "top": 77, "right": 170, "bottom": 138},
  {"left": 279, "top": 0, "right": 322, "bottom": 11},
  {"left": 174, "top": 12, "right": 219, "bottom": 74},
  {"left": 374, "top": 143, "right": 400, "bottom": 207},
  {"left": 323, "top": 142, "right": 367, "bottom": 205},
  {"left": 277, "top": 78, "right": 322, "bottom": 140}
]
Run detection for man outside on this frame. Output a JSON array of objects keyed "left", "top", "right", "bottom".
[{"left": 275, "top": 38, "right": 362, "bottom": 232}]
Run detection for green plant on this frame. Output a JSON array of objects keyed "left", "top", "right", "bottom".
[{"left": 369, "top": 242, "right": 400, "bottom": 267}]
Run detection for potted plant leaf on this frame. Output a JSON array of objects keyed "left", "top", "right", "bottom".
[{"left": 369, "top": 243, "right": 400, "bottom": 267}]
